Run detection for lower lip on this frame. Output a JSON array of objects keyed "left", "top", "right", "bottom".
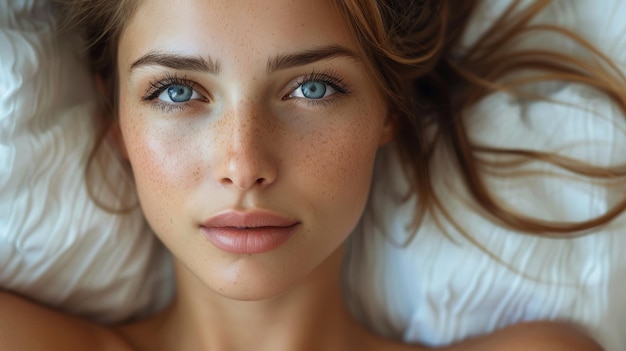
[{"left": 201, "top": 224, "right": 299, "bottom": 254}]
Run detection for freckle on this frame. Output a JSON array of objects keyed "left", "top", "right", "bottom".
[{"left": 193, "top": 167, "right": 201, "bottom": 182}]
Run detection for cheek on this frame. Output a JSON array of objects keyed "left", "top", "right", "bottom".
[
  {"left": 119, "top": 104, "right": 201, "bottom": 233},
  {"left": 295, "top": 107, "right": 384, "bottom": 227},
  {"left": 309, "top": 125, "right": 376, "bottom": 190}
]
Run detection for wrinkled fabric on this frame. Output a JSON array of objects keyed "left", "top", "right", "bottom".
[
  {"left": 0, "top": 0, "right": 173, "bottom": 323},
  {"left": 344, "top": 1, "right": 626, "bottom": 350}
]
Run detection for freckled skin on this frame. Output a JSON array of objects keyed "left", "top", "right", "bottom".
[{"left": 117, "top": 0, "right": 393, "bottom": 302}]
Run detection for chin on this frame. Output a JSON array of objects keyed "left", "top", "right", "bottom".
[
  {"left": 200, "top": 256, "right": 309, "bottom": 302},
  {"left": 213, "top": 285, "right": 291, "bottom": 302}
]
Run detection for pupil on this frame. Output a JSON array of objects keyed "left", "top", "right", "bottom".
[
  {"left": 168, "top": 85, "right": 192, "bottom": 102},
  {"left": 302, "top": 81, "right": 326, "bottom": 99}
]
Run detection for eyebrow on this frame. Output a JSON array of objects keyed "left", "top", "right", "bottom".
[
  {"left": 130, "top": 52, "right": 221, "bottom": 74},
  {"left": 266, "top": 45, "right": 360, "bottom": 74},
  {"left": 129, "top": 45, "right": 359, "bottom": 76}
]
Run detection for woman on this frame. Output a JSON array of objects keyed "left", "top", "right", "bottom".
[{"left": 0, "top": 0, "right": 613, "bottom": 349}]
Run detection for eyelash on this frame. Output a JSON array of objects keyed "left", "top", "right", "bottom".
[
  {"left": 285, "top": 70, "right": 351, "bottom": 107},
  {"left": 141, "top": 74, "right": 206, "bottom": 113},
  {"left": 140, "top": 70, "right": 352, "bottom": 113}
]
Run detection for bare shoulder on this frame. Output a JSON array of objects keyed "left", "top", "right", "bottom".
[
  {"left": 0, "top": 290, "right": 133, "bottom": 351},
  {"left": 458, "top": 321, "right": 604, "bottom": 351}
]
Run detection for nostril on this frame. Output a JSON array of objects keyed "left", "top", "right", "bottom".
[{"left": 219, "top": 176, "right": 269, "bottom": 189}]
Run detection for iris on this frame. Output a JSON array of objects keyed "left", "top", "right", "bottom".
[
  {"left": 167, "top": 85, "right": 193, "bottom": 102},
  {"left": 300, "top": 81, "right": 326, "bottom": 99}
]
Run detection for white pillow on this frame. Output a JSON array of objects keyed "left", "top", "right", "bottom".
[
  {"left": 0, "top": 0, "right": 173, "bottom": 323},
  {"left": 344, "top": 1, "right": 626, "bottom": 350}
]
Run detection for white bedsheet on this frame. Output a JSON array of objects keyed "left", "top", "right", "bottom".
[{"left": 0, "top": 0, "right": 173, "bottom": 323}]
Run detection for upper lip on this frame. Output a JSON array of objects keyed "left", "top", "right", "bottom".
[{"left": 202, "top": 210, "right": 299, "bottom": 228}]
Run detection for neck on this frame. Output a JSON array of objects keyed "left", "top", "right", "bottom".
[{"left": 146, "top": 248, "right": 374, "bottom": 351}]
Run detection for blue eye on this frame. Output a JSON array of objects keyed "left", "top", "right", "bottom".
[
  {"left": 291, "top": 80, "right": 337, "bottom": 99},
  {"left": 157, "top": 84, "right": 202, "bottom": 103}
]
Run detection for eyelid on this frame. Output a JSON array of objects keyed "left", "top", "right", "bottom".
[{"left": 141, "top": 73, "right": 209, "bottom": 102}]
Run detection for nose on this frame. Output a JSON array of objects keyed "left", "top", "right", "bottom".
[{"left": 213, "top": 104, "right": 278, "bottom": 191}]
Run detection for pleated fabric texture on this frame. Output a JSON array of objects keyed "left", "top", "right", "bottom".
[{"left": 0, "top": 0, "right": 173, "bottom": 323}]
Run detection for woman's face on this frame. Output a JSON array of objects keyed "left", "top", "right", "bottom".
[{"left": 117, "top": 0, "right": 392, "bottom": 300}]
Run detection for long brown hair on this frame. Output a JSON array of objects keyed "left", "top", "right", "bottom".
[
  {"left": 335, "top": 0, "right": 626, "bottom": 242},
  {"left": 55, "top": 0, "right": 626, "bottom": 241}
]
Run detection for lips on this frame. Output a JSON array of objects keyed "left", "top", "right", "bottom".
[{"left": 200, "top": 210, "right": 300, "bottom": 254}]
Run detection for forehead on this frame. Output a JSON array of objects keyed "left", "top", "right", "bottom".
[{"left": 119, "top": 0, "right": 357, "bottom": 68}]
